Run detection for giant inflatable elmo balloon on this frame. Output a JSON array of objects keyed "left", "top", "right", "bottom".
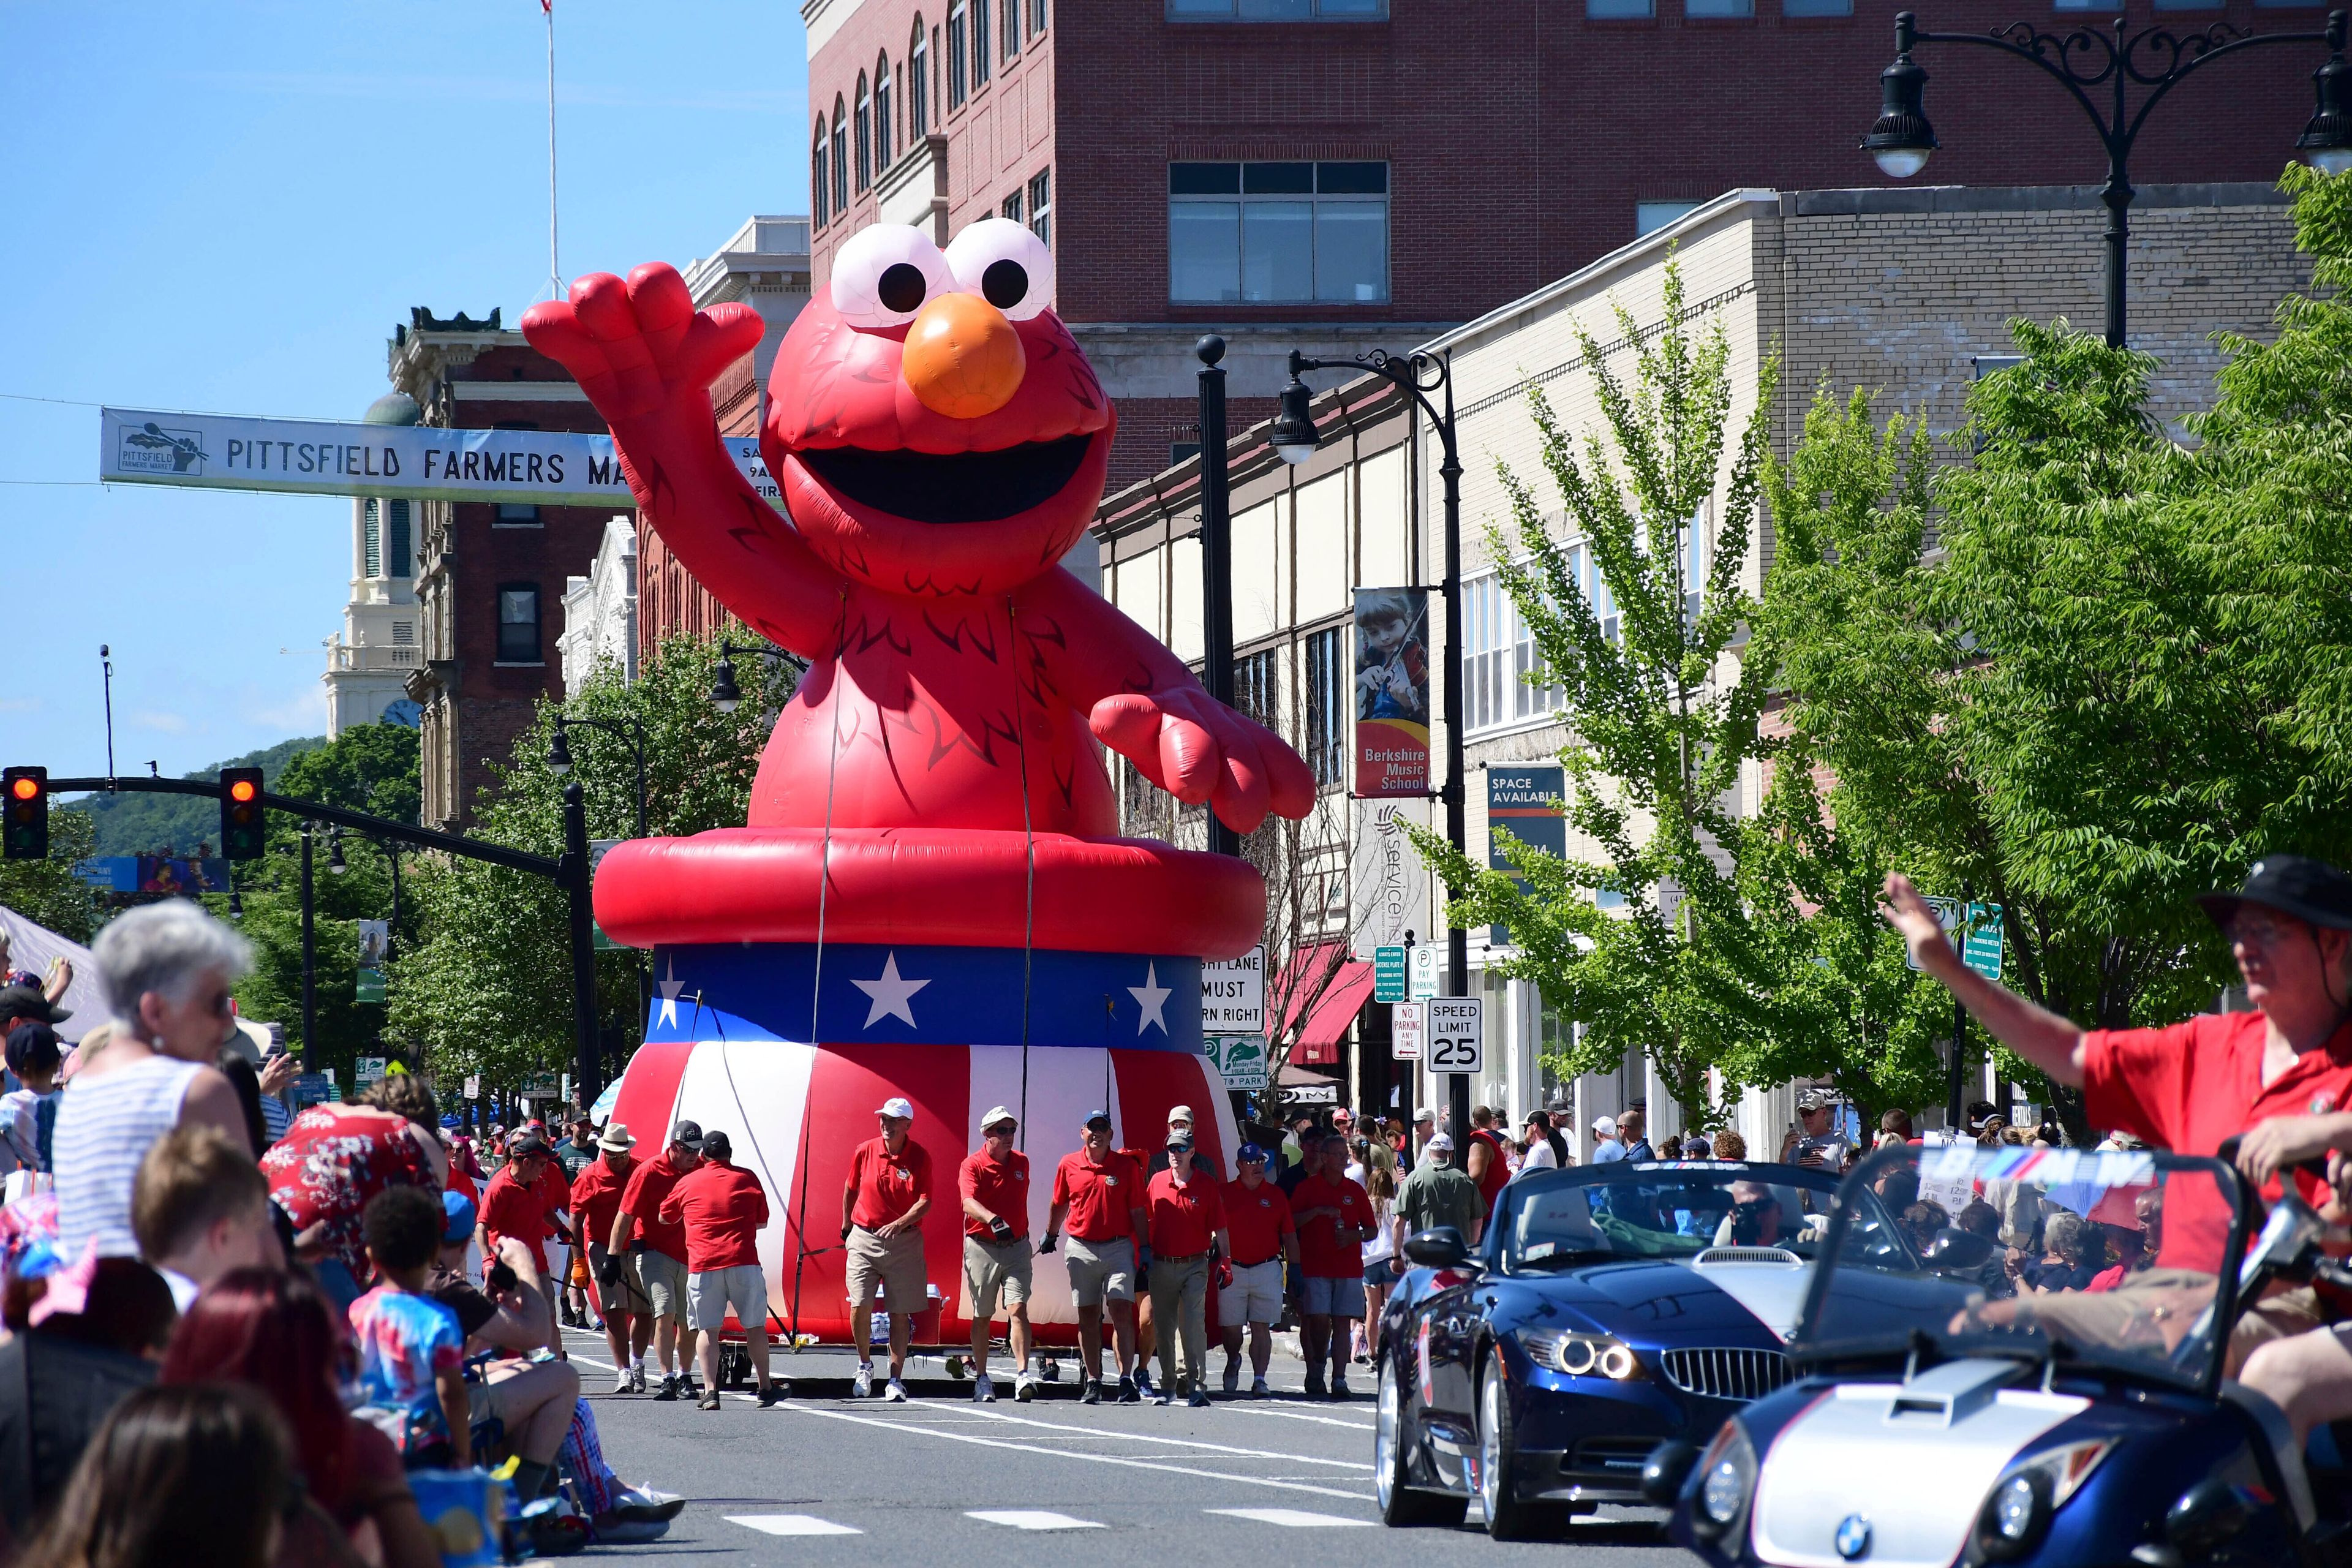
[{"left": 524, "top": 219, "right": 1316, "bottom": 1346}]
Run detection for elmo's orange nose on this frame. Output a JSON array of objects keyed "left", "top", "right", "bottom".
[{"left": 902, "top": 293, "right": 1025, "bottom": 420}]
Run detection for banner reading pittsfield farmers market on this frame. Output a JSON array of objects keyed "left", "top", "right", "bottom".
[
  {"left": 99, "top": 407, "right": 780, "bottom": 510},
  {"left": 1353, "top": 587, "right": 1430, "bottom": 797}
]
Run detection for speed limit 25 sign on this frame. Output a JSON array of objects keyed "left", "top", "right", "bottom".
[{"left": 1426, "top": 998, "right": 1483, "bottom": 1077}]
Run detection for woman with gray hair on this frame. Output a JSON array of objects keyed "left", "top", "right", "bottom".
[{"left": 53, "top": 902, "right": 254, "bottom": 1261}]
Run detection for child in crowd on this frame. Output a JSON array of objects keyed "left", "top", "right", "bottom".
[
  {"left": 349, "top": 1186, "right": 472, "bottom": 1466},
  {"left": 2, "top": 1023, "right": 64, "bottom": 1177}
]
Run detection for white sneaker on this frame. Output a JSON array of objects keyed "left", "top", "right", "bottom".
[
  {"left": 884, "top": 1376, "right": 909, "bottom": 1403},
  {"left": 974, "top": 1373, "right": 997, "bottom": 1403},
  {"left": 614, "top": 1368, "right": 634, "bottom": 1395},
  {"left": 1015, "top": 1373, "right": 1036, "bottom": 1403},
  {"left": 853, "top": 1363, "right": 873, "bottom": 1400},
  {"left": 630, "top": 1365, "right": 647, "bottom": 1393}
]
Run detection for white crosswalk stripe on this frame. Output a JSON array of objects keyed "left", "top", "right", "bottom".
[
  {"left": 1208, "top": 1507, "right": 1375, "bottom": 1528},
  {"left": 726, "top": 1514, "right": 863, "bottom": 1536},
  {"left": 966, "top": 1510, "right": 1106, "bottom": 1530}
]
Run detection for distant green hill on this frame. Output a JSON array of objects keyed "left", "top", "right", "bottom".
[{"left": 61, "top": 736, "right": 326, "bottom": 857}]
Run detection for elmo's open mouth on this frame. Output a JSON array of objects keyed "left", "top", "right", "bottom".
[{"left": 796, "top": 434, "right": 1095, "bottom": 525}]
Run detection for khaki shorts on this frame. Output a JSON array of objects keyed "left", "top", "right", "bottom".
[
  {"left": 634, "top": 1249, "right": 690, "bottom": 1321},
  {"left": 845, "top": 1224, "right": 928, "bottom": 1310},
  {"left": 963, "top": 1234, "right": 1034, "bottom": 1321},
  {"left": 689, "top": 1264, "right": 770, "bottom": 1332},
  {"left": 1065, "top": 1235, "right": 1135, "bottom": 1307},
  {"left": 592, "top": 1245, "right": 651, "bottom": 1316},
  {"left": 1218, "top": 1259, "right": 1284, "bottom": 1329}
]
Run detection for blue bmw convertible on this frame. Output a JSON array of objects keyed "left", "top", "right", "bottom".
[{"left": 1374, "top": 1158, "right": 1914, "bottom": 1539}]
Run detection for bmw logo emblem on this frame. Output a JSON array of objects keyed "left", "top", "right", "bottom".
[{"left": 1834, "top": 1514, "right": 1872, "bottom": 1559}]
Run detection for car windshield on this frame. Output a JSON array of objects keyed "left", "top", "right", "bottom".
[
  {"left": 1499, "top": 1161, "right": 1906, "bottom": 1271},
  {"left": 1801, "top": 1144, "right": 2244, "bottom": 1389}
]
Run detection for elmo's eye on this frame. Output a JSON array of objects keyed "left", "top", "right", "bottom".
[
  {"left": 831, "top": 225, "right": 955, "bottom": 328},
  {"left": 945, "top": 217, "right": 1055, "bottom": 322}
]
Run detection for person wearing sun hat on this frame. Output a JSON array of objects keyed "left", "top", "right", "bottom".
[
  {"left": 841, "top": 1096, "right": 933, "bottom": 1402},
  {"left": 573, "top": 1122, "right": 650, "bottom": 1392},
  {"left": 957, "top": 1105, "right": 1034, "bottom": 1403}
]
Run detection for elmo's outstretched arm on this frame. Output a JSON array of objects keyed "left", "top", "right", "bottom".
[
  {"left": 1015, "top": 567, "right": 1317, "bottom": 835},
  {"left": 524, "top": 265, "right": 842, "bottom": 658}
]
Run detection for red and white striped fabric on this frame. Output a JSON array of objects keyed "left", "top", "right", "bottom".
[{"left": 606, "top": 1039, "right": 1234, "bottom": 1345}]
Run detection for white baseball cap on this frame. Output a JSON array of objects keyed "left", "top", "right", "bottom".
[
  {"left": 981, "top": 1106, "right": 1017, "bottom": 1132},
  {"left": 878, "top": 1097, "right": 915, "bottom": 1120},
  {"left": 1592, "top": 1115, "right": 1618, "bottom": 1137},
  {"left": 1427, "top": 1132, "right": 1455, "bottom": 1154},
  {"left": 1166, "top": 1104, "right": 1195, "bottom": 1126}
]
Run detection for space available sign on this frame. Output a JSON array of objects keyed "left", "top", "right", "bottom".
[{"left": 100, "top": 407, "right": 781, "bottom": 511}]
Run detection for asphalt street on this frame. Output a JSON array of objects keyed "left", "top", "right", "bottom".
[{"left": 561, "top": 1327, "right": 1704, "bottom": 1567}]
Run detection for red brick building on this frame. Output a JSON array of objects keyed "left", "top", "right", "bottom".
[
  {"left": 803, "top": 0, "right": 2319, "bottom": 488},
  {"left": 391, "top": 309, "right": 620, "bottom": 832}
]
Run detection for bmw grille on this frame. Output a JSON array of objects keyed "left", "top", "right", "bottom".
[{"left": 1657, "top": 1347, "right": 1793, "bottom": 1402}]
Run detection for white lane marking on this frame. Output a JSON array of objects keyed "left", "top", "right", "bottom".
[
  {"left": 1208, "top": 1507, "right": 1375, "bottom": 1528},
  {"left": 966, "top": 1510, "right": 1105, "bottom": 1531},
  {"left": 1225, "top": 1406, "right": 1377, "bottom": 1431},
  {"left": 726, "top": 1515, "right": 862, "bottom": 1536},
  {"left": 957, "top": 1408, "right": 1371, "bottom": 1470},
  {"left": 778, "top": 1403, "right": 1371, "bottom": 1500}
]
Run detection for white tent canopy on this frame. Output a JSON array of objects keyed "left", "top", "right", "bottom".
[{"left": 0, "top": 903, "right": 105, "bottom": 1043}]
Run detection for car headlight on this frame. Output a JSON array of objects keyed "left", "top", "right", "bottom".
[
  {"left": 1974, "top": 1439, "right": 2113, "bottom": 1561},
  {"left": 1513, "top": 1329, "right": 1641, "bottom": 1379},
  {"left": 1692, "top": 1420, "right": 1756, "bottom": 1540}
]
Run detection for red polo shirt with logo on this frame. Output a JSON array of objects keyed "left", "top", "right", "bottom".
[
  {"left": 959, "top": 1148, "right": 1030, "bottom": 1240},
  {"left": 1289, "top": 1171, "right": 1374, "bottom": 1280},
  {"left": 2086, "top": 1009, "right": 2352, "bottom": 1268},
  {"left": 847, "top": 1136, "right": 933, "bottom": 1230},
  {"left": 618, "top": 1152, "right": 694, "bottom": 1264},
  {"left": 1145, "top": 1166, "right": 1227, "bottom": 1257},
  {"left": 1052, "top": 1149, "right": 1142, "bottom": 1242},
  {"left": 1221, "top": 1178, "right": 1297, "bottom": 1266}
]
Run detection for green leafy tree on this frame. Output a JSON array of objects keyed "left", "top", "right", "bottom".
[
  {"left": 388, "top": 636, "right": 793, "bottom": 1098},
  {"left": 0, "top": 810, "right": 99, "bottom": 947},
  {"left": 1411, "top": 259, "right": 1783, "bottom": 1129}
]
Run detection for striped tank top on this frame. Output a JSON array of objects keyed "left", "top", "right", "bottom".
[{"left": 54, "top": 1055, "right": 204, "bottom": 1259}]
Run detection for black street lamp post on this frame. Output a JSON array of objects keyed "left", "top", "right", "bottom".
[
  {"left": 1864, "top": 8, "right": 2352, "bottom": 348},
  {"left": 1270, "top": 347, "right": 1469, "bottom": 1141},
  {"left": 299, "top": 821, "right": 315, "bottom": 1071},
  {"left": 549, "top": 712, "right": 650, "bottom": 1080},
  {"left": 1195, "top": 336, "right": 1240, "bottom": 860},
  {"left": 709, "top": 641, "right": 809, "bottom": 718}
]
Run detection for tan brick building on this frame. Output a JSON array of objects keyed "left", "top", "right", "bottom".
[{"left": 1093, "top": 179, "right": 2308, "bottom": 1144}]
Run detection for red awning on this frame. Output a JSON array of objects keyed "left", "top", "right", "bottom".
[{"left": 1276, "top": 946, "right": 1374, "bottom": 1067}]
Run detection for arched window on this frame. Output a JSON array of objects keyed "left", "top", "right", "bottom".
[
  {"left": 831, "top": 98, "right": 848, "bottom": 216},
  {"left": 874, "top": 53, "right": 892, "bottom": 172},
  {"left": 910, "top": 20, "right": 930, "bottom": 137},
  {"left": 812, "top": 119, "right": 829, "bottom": 226},
  {"left": 854, "top": 74, "right": 871, "bottom": 192},
  {"left": 363, "top": 498, "right": 382, "bottom": 578}
]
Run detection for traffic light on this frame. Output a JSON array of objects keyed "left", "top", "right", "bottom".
[
  {"left": 2, "top": 769, "right": 45, "bottom": 860},
  {"left": 220, "top": 767, "right": 265, "bottom": 861}
]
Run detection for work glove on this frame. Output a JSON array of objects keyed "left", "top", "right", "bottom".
[
  {"left": 1215, "top": 1258, "right": 1234, "bottom": 1290},
  {"left": 1137, "top": 1243, "right": 1153, "bottom": 1271},
  {"left": 989, "top": 1217, "right": 1016, "bottom": 1245},
  {"left": 840, "top": 1223, "right": 853, "bottom": 1243},
  {"left": 1038, "top": 1234, "right": 1058, "bottom": 1255},
  {"left": 595, "top": 1256, "right": 622, "bottom": 1290}
]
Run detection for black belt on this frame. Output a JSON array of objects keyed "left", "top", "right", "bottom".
[
  {"left": 1156, "top": 1251, "right": 1208, "bottom": 1264},
  {"left": 1232, "top": 1256, "right": 1280, "bottom": 1268}
]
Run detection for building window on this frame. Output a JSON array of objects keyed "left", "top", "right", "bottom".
[
  {"left": 813, "top": 122, "right": 830, "bottom": 226},
  {"left": 1028, "top": 168, "right": 1051, "bottom": 246},
  {"left": 1234, "top": 646, "right": 1280, "bottom": 732},
  {"left": 1004, "top": 0, "right": 1021, "bottom": 58},
  {"left": 973, "top": 0, "right": 992, "bottom": 87},
  {"left": 496, "top": 585, "right": 541, "bottom": 664},
  {"left": 1001, "top": 190, "right": 1022, "bottom": 223},
  {"left": 831, "top": 100, "right": 849, "bottom": 214},
  {"left": 949, "top": 2, "right": 967, "bottom": 107},
  {"left": 874, "top": 55, "right": 893, "bottom": 171},
  {"left": 1028, "top": 0, "right": 1047, "bottom": 35},
  {"left": 1463, "top": 572, "right": 1566, "bottom": 734},
  {"left": 911, "top": 21, "right": 930, "bottom": 134},
  {"left": 1679, "top": 506, "right": 1707, "bottom": 628},
  {"left": 363, "top": 499, "right": 382, "bottom": 578},
  {"left": 1782, "top": 0, "right": 1850, "bottom": 14},
  {"left": 393, "top": 621, "right": 414, "bottom": 645},
  {"left": 387, "top": 499, "right": 411, "bottom": 578},
  {"left": 1168, "top": 0, "right": 1387, "bottom": 16},
  {"left": 1686, "top": 0, "right": 1752, "bottom": 15},
  {"left": 1303, "top": 625, "right": 1346, "bottom": 786},
  {"left": 1636, "top": 200, "right": 1702, "bottom": 235},
  {"left": 494, "top": 502, "right": 540, "bottom": 525},
  {"left": 1170, "top": 442, "right": 1202, "bottom": 465},
  {"left": 1169, "top": 160, "right": 1389, "bottom": 304},
  {"left": 1587, "top": 0, "right": 1653, "bottom": 17},
  {"left": 855, "top": 75, "right": 872, "bottom": 192}
]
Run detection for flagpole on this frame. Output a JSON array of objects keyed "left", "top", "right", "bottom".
[{"left": 545, "top": 0, "right": 561, "bottom": 302}]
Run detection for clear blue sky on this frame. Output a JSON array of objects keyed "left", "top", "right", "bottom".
[{"left": 0, "top": 1, "right": 807, "bottom": 778}]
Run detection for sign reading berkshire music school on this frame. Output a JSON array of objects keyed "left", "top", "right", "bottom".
[{"left": 99, "top": 408, "right": 778, "bottom": 510}]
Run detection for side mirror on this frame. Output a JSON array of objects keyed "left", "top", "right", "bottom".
[
  {"left": 1403, "top": 1226, "right": 1471, "bottom": 1268},
  {"left": 1642, "top": 1440, "right": 1697, "bottom": 1507},
  {"left": 2163, "top": 1477, "right": 2250, "bottom": 1558}
]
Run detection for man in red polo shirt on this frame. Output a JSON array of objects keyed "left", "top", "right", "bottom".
[
  {"left": 1218, "top": 1142, "right": 1298, "bottom": 1398},
  {"left": 957, "top": 1105, "right": 1033, "bottom": 1403},
  {"left": 659, "top": 1130, "right": 784, "bottom": 1410},
  {"left": 1885, "top": 858, "right": 2352, "bottom": 1434},
  {"left": 613, "top": 1121, "right": 703, "bottom": 1401},
  {"left": 1290, "top": 1131, "right": 1374, "bottom": 1401},
  {"left": 1144, "top": 1134, "right": 1227, "bottom": 1407},
  {"left": 478, "top": 1133, "right": 560, "bottom": 1326},
  {"left": 840, "top": 1096, "right": 933, "bottom": 1403},
  {"left": 571, "top": 1123, "right": 646, "bottom": 1393},
  {"left": 1043, "top": 1109, "right": 1147, "bottom": 1405}
]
